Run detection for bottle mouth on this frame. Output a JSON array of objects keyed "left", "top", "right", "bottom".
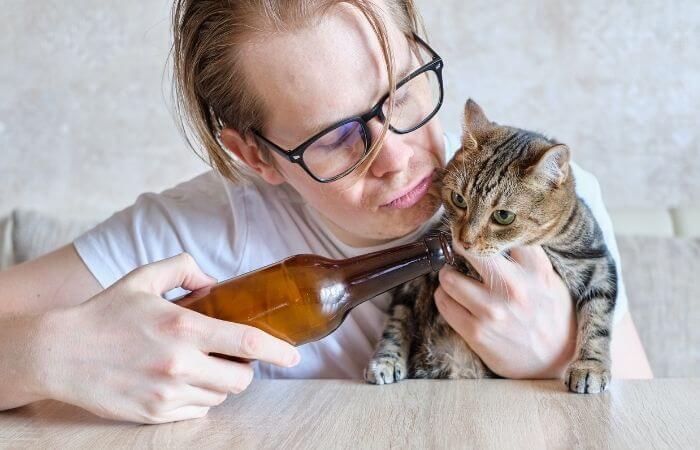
[
  {"left": 426, "top": 232, "right": 454, "bottom": 271},
  {"left": 438, "top": 232, "right": 455, "bottom": 266}
]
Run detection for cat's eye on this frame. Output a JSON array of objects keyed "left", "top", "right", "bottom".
[
  {"left": 492, "top": 210, "right": 516, "bottom": 225},
  {"left": 451, "top": 191, "right": 468, "bottom": 209}
]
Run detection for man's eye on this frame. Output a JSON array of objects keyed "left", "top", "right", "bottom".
[
  {"left": 392, "top": 92, "right": 410, "bottom": 108},
  {"left": 394, "top": 93, "right": 410, "bottom": 107},
  {"left": 318, "top": 124, "right": 356, "bottom": 149},
  {"left": 331, "top": 132, "right": 352, "bottom": 147}
]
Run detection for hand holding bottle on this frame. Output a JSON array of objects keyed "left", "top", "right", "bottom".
[
  {"left": 34, "top": 253, "right": 300, "bottom": 424},
  {"left": 175, "top": 233, "right": 453, "bottom": 346}
]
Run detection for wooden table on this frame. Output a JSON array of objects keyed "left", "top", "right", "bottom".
[{"left": 1, "top": 379, "right": 698, "bottom": 449}]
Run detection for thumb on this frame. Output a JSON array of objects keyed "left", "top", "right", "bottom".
[
  {"left": 460, "top": 251, "right": 516, "bottom": 290},
  {"left": 128, "top": 253, "right": 217, "bottom": 295},
  {"left": 508, "top": 246, "right": 552, "bottom": 272}
]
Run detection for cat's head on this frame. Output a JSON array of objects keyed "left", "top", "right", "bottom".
[{"left": 440, "top": 99, "right": 576, "bottom": 257}]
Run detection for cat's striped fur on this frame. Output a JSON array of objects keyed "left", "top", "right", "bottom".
[{"left": 365, "top": 100, "right": 617, "bottom": 393}]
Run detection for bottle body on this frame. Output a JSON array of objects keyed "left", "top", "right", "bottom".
[
  {"left": 174, "top": 233, "right": 453, "bottom": 346},
  {"left": 176, "top": 255, "right": 348, "bottom": 345}
]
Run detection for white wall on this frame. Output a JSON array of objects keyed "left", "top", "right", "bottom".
[
  {"left": 1, "top": 0, "right": 205, "bottom": 219},
  {"left": 424, "top": 0, "right": 700, "bottom": 210},
  {"left": 1, "top": 0, "right": 698, "bottom": 219}
]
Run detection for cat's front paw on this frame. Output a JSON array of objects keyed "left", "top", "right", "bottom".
[
  {"left": 364, "top": 355, "right": 407, "bottom": 385},
  {"left": 565, "top": 359, "right": 610, "bottom": 394}
]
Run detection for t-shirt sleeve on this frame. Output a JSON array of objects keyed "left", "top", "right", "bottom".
[
  {"left": 570, "top": 162, "right": 629, "bottom": 326},
  {"left": 73, "top": 171, "right": 245, "bottom": 299}
]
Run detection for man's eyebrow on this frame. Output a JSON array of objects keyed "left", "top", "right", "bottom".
[
  {"left": 391, "top": 36, "right": 423, "bottom": 98},
  {"left": 393, "top": 38, "right": 417, "bottom": 87},
  {"left": 394, "top": 61, "right": 414, "bottom": 84}
]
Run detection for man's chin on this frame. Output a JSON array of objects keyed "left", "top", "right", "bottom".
[
  {"left": 332, "top": 194, "right": 441, "bottom": 245},
  {"left": 380, "top": 198, "right": 440, "bottom": 237}
]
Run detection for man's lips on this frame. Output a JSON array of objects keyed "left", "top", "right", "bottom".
[{"left": 380, "top": 172, "right": 435, "bottom": 209}]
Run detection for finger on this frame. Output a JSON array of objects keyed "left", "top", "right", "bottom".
[
  {"left": 196, "top": 318, "right": 300, "bottom": 368},
  {"left": 462, "top": 252, "right": 517, "bottom": 291},
  {"left": 129, "top": 253, "right": 217, "bottom": 295},
  {"left": 168, "top": 385, "right": 228, "bottom": 409},
  {"left": 153, "top": 406, "right": 210, "bottom": 424},
  {"left": 434, "top": 286, "right": 478, "bottom": 342},
  {"left": 209, "top": 353, "right": 254, "bottom": 364},
  {"left": 508, "top": 246, "right": 552, "bottom": 272},
  {"left": 438, "top": 266, "right": 491, "bottom": 317},
  {"left": 185, "top": 354, "right": 255, "bottom": 394}
]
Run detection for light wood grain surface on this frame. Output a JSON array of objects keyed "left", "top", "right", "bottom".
[{"left": 1, "top": 379, "right": 698, "bottom": 449}]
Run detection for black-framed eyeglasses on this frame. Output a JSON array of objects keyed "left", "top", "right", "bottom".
[{"left": 253, "top": 34, "right": 444, "bottom": 183}]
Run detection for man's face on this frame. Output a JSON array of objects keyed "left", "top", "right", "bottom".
[{"left": 240, "top": 5, "right": 445, "bottom": 246}]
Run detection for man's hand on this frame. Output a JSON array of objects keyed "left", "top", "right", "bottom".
[
  {"left": 434, "top": 246, "right": 577, "bottom": 379},
  {"left": 33, "top": 253, "right": 300, "bottom": 424}
]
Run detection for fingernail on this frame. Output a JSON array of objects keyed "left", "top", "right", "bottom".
[
  {"left": 287, "top": 350, "right": 300, "bottom": 367},
  {"left": 439, "top": 268, "right": 451, "bottom": 284},
  {"left": 434, "top": 294, "right": 444, "bottom": 309}
]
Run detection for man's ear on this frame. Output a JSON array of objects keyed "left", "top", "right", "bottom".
[{"left": 219, "top": 127, "right": 286, "bottom": 185}]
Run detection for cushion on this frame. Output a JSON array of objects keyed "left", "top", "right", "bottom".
[
  {"left": 617, "top": 235, "right": 700, "bottom": 377},
  {"left": 0, "top": 215, "right": 13, "bottom": 270},
  {"left": 11, "top": 209, "right": 96, "bottom": 264},
  {"left": 609, "top": 209, "right": 675, "bottom": 237},
  {"left": 670, "top": 208, "right": 700, "bottom": 238}
]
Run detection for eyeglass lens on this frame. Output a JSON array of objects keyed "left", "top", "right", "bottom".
[
  {"left": 303, "top": 120, "right": 367, "bottom": 180},
  {"left": 303, "top": 69, "right": 441, "bottom": 180}
]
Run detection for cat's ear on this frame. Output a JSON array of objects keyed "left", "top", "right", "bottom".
[
  {"left": 462, "top": 99, "right": 492, "bottom": 148},
  {"left": 525, "top": 144, "right": 571, "bottom": 187}
]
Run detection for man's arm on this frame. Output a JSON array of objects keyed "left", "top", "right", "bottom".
[
  {"left": 611, "top": 311, "right": 653, "bottom": 379},
  {"left": 0, "top": 248, "right": 300, "bottom": 421},
  {"left": 570, "top": 163, "right": 652, "bottom": 378},
  {"left": 0, "top": 244, "right": 102, "bottom": 316},
  {"left": 0, "top": 245, "right": 103, "bottom": 408}
]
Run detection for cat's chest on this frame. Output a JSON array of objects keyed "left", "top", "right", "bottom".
[
  {"left": 543, "top": 246, "right": 591, "bottom": 295},
  {"left": 432, "top": 330, "right": 486, "bottom": 378}
]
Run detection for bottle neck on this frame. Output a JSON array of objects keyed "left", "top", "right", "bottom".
[{"left": 341, "top": 233, "right": 453, "bottom": 309}]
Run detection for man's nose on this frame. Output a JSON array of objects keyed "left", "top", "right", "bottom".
[{"left": 366, "top": 120, "right": 414, "bottom": 178}]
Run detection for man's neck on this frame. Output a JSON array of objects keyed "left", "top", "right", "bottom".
[{"left": 319, "top": 214, "right": 398, "bottom": 248}]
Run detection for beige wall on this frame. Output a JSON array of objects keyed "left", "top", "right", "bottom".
[
  {"left": 1, "top": 1, "right": 205, "bottom": 219},
  {"left": 1, "top": 0, "right": 698, "bottom": 219}
]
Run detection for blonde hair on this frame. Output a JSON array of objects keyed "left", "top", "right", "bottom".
[{"left": 171, "top": 0, "right": 424, "bottom": 182}]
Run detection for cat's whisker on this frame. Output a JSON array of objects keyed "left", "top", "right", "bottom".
[
  {"left": 483, "top": 257, "right": 501, "bottom": 296},
  {"left": 503, "top": 252, "right": 528, "bottom": 279},
  {"left": 491, "top": 257, "right": 511, "bottom": 302}
]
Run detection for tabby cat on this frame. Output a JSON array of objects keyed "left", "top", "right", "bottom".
[{"left": 365, "top": 99, "right": 617, "bottom": 394}]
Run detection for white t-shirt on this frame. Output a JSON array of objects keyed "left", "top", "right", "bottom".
[{"left": 73, "top": 133, "right": 628, "bottom": 379}]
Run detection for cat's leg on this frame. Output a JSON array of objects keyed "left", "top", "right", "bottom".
[
  {"left": 409, "top": 266, "right": 491, "bottom": 380},
  {"left": 364, "top": 285, "right": 417, "bottom": 385},
  {"left": 411, "top": 316, "right": 493, "bottom": 379},
  {"left": 565, "top": 275, "right": 616, "bottom": 394}
]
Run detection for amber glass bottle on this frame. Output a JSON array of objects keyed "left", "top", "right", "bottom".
[{"left": 174, "top": 233, "right": 453, "bottom": 346}]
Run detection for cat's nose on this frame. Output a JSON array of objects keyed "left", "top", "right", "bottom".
[{"left": 462, "top": 241, "right": 473, "bottom": 250}]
